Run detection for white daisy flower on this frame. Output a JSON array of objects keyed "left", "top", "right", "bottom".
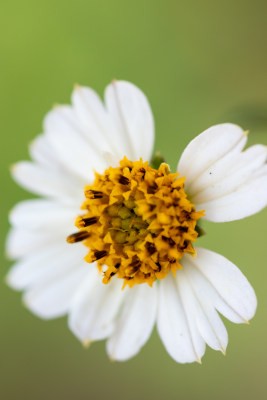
[{"left": 7, "top": 81, "right": 267, "bottom": 363}]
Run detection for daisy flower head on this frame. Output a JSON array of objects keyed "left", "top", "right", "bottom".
[{"left": 7, "top": 81, "right": 267, "bottom": 363}]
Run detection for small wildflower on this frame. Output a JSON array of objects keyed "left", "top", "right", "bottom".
[{"left": 7, "top": 81, "right": 267, "bottom": 363}]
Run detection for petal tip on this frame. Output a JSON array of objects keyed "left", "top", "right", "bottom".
[
  {"left": 10, "top": 163, "right": 18, "bottom": 174},
  {"left": 221, "top": 348, "right": 226, "bottom": 356},
  {"left": 82, "top": 339, "right": 93, "bottom": 349}
]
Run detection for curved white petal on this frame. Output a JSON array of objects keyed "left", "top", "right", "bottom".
[
  {"left": 181, "top": 260, "right": 228, "bottom": 353},
  {"left": 44, "top": 106, "right": 108, "bottom": 182},
  {"left": 184, "top": 248, "right": 257, "bottom": 324},
  {"left": 106, "top": 283, "right": 157, "bottom": 361},
  {"left": 7, "top": 198, "right": 81, "bottom": 260},
  {"left": 6, "top": 226, "right": 73, "bottom": 259},
  {"left": 7, "top": 228, "right": 51, "bottom": 259},
  {"left": 23, "top": 263, "right": 89, "bottom": 319},
  {"left": 195, "top": 165, "right": 267, "bottom": 222},
  {"left": 29, "top": 133, "right": 87, "bottom": 186},
  {"left": 69, "top": 269, "right": 125, "bottom": 342},
  {"left": 71, "top": 85, "right": 119, "bottom": 157},
  {"left": 104, "top": 81, "right": 155, "bottom": 162},
  {"left": 11, "top": 161, "right": 82, "bottom": 203},
  {"left": 189, "top": 144, "right": 267, "bottom": 201},
  {"left": 157, "top": 274, "right": 203, "bottom": 364},
  {"left": 175, "top": 272, "right": 206, "bottom": 360},
  {"left": 178, "top": 124, "right": 247, "bottom": 188},
  {"left": 6, "top": 242, "right": 87, "bottom": 291},
  {"left": 9, "top": 199, "right": 79, "bottom": 231},
  {"left": 178, "top": 123, "right": 267, "bottom": 222},
  {"left": 29, "top": 134, "right": 63, "bottom": 170},
  {"left": 175, "top": 270, "right": 228, "bottom": 355},
  {"left": 158, "top": 248, "right": 256, "bottom": 363}
]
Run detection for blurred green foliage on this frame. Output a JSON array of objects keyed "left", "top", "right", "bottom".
[{"left": 1, "top": 1, "right": 267, "bottom": 399}]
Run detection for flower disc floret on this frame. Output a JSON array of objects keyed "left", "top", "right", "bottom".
[{"left": 67, "top": 157, "right": 204, "bottom": 287}]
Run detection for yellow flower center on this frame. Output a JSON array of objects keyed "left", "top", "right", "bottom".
[{"left": 67, "top": 157, "right": 204, "bottom": 288}]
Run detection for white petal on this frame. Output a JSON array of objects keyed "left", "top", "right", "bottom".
[
  {"left": 29, "top": 133, "right": 90, "bottom": 192},
  {"left": 9, "top": 199, "right": 79, "bottom": 231},
  {"left": 29, "top": 134, "right": 63, "bottom": 170},
  {"left": 44, "top": 106, "right": 108, "bottom": 182},
  {"left": 178, "top": 123, "right": 247, "bottom": 188},
  {"left": 11, "top": 161, "right": 82, "bottom": 203},
  {"left": 6, "top": 228, "right": 64, "bottom": 259},
  {"left": 158, "top": 248, "right": 255, "bottom": 363},
  {"left": 181, "top": 260, "right": 228, "bottom": 352},
  {"left": 175, "top": 272, "right": 206, "bottom": 359},
  {"left": 69, "top": 269, "right": 125, "bottom": 342},
  {"left": 106, "top": 283, "right": 157, "bottom": 361},
  {"left": 104, "top": 81, "right": 155, "bottom": 162},
  {"left": 23, "top": 263, "right": 89, "bottom": 319},
  {"left": 184, "top": 248, "right": 257, "bottom": 324},
  {"left": 157, "top": 274, "right": 203, "bottom": 364},
  {"left": 72, "top": 85, "right": 119, "bottom": 157},
  {"left": 7, "top": 242, "right": 87, "bottom": 290},
  {"left": 196, "top": 167, "right": 267, "bottom": 222},
  {"left": 6, "top": 228, "right": 52, "bottom": 259},
  {"left": 189, "top": 144, "right": 267, "bottom": 200}
]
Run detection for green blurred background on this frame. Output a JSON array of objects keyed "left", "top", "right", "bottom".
[{"left": 1, "top": 0, "right": 267, "bottom": 399}]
